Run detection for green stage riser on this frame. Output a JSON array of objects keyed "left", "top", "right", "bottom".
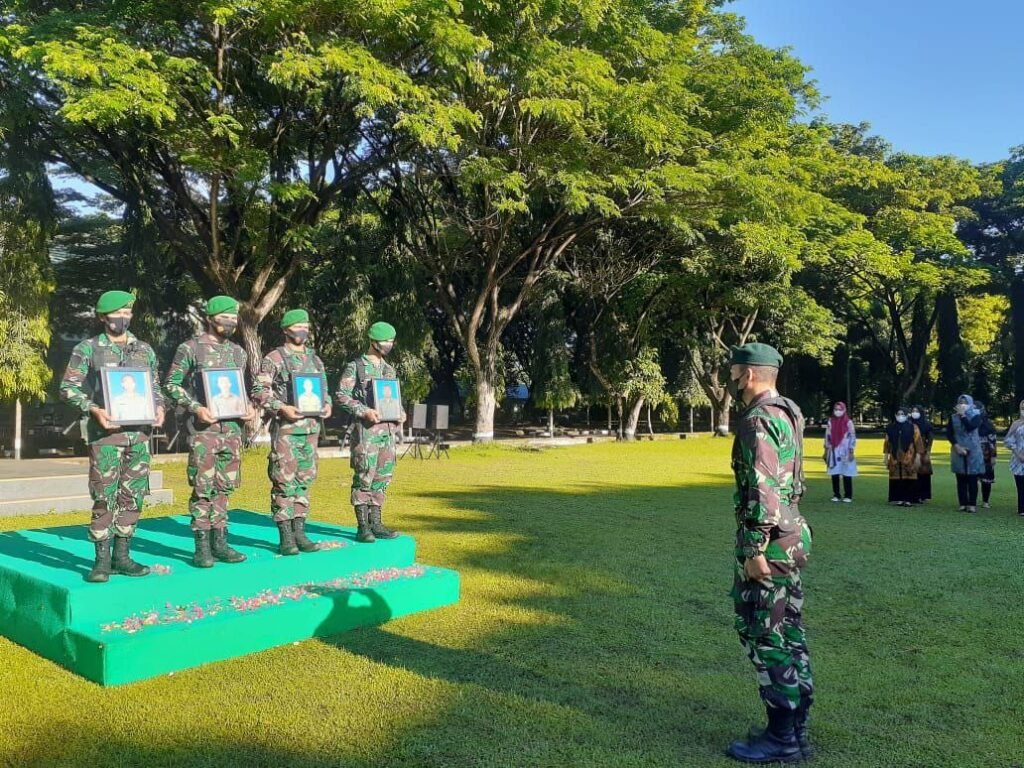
[
  {"left": 70, "top": 570, "right": 460, "bottom": 686},
  {"left": 0, "top": 511, "right": 460, "bottom": 685}
]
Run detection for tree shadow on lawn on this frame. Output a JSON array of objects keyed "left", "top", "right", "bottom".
[{"left": 325, "top": 479, "right": 762, "bottom": 766}]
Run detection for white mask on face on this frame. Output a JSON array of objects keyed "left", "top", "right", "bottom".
[
  {"left": 833, "top": 409, "right": 844, "bottom": 418},
  {"left": 911, "top": 411, "right": 921, "bottom": 419},
  {"left": 896, "top": 414, "right": 908, "bottom": 424}
]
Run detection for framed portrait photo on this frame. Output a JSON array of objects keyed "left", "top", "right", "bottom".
[
  {"left": 370, "top": 378, "right": 403, "bottom": 423},
  {"left": 100, "top": 367, "right": 157, "bottom": 426},
  {"left": 201, "top": 367, "right": 249, "bottom": 421},
  {"left": 292, "top": 373, "right": 326, "bottom": 417}
]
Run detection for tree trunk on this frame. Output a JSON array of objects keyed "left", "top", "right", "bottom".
[
  {"left": 689, "top": 406, "right": 694, "bottom": 433},
  {"left": 238, "top": 312, "right": 265, "bottom": 444},
  {"left": 624, "top": 397, "right": 644, "bottom": 439},
  {"left": 473, "top": 376, "right": 497, "bottom": 442},
  {"left": 14, "top": 398, "right": 22, "bottom": 461},
  {"left": 616, "top": 396, "right": 624, "bottom": 440},
  {"left": 548, "top": 408, "right": 554, "bottom": 437},
  {"left": 647, "top": 403, "right": 653, "bottom": 435},
  {"left": 711, "top": 394, "right": 732, "bottom": 435},
  {"left": 607, "top": 403, "right": 612, "bottom": 432}
]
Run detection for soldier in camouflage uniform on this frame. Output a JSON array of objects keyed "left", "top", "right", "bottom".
[
  {"left": 335, "top": 321, "right": 405, "bottom": 543},
  {"left": 724, "top": 343, "right": 814, "bottom": 764},
  {"left": 251, "top": 308, "right": 331, "bottom": 555},
  {"left": 60, "top": 290, "right": 164, "bottom": 583},
  {"left": 164, "top": 295, "right": 257, "bottom": 568}
]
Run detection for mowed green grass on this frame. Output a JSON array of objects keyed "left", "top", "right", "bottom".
[{"left": 1, "top": 438, "right": 1022, "bottom": 768}]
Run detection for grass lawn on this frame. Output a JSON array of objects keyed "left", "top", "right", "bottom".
[{"left": 1, "top": 438, "right": 1021, "bottom": 768}]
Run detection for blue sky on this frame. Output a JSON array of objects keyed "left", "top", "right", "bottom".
[{"left": 728, "top": 0, "right": 1024, "bottom": 163}]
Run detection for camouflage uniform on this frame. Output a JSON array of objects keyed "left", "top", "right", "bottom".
[
  {"left": 251, "top": 347, "right": 327, "bottom": 521},
  {"left": 60, "top": 333, "right": 163, "bottom": 542},
  {"left": 731, "top": 391, "right": 814, "bottom": 713},
  {"left": 335, "top": 356, "right": 402, "bottom": 508},
  {"left": 164, "top": 334, "right": 247, "bottom": 531}
]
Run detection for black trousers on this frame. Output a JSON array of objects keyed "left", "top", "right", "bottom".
[
  {"left": 831, "top": 475, "right": 853, "bottom": 499},
  {"left": 916, "top": 473, "right": 932, "bottom": 501},
  {"left": 888, "top": 479, "right": 916, "bottom": 504},
  {"left": 955, "top": 474, "right": 979, "bottom": 507},
  {"left": 1015, "top": 475, "right": 1024, "bottom": 515}
]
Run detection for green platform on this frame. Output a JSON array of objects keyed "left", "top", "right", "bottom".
[{"left": 0, "top": 511, "right": 459, "bottom": 685}]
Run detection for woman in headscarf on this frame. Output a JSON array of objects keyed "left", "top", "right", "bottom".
[
  {"left": 977, "top": 402, "right": 998, "bottom": 509},
  {"left": 946, "top": 394, "right": 984, "bottom": 513},
  {"left": 910, "top": 405, "right": 934, "bottom": 503},
  {"left": 884, "top": 406, "right": 925, "bottom": 507},
  {"left": 824, "top": 401, "right": 857, "bottom": 502},
  {"left": 1002, "top": 400, "right": 1024, "bottom": 517}
]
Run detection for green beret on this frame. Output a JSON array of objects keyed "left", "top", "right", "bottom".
[
  {"left": 95, "top": 290, "right": 135, "bottom": 315},
  {"left": 368, "top": 321, "right": 397, "bottom": 342},
  {"left": 730, "top": 342, "right": 783, "bottom": 369},
  {"left": 206, "top": 295, "right": 239, "bottom": 316},
  {"left": 280, "top": 308, "right": 309, "bottom": 328}
]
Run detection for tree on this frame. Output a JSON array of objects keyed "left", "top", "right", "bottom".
[
  {"left": 529, "top": 298, "right": 580, "bottom": 437},
  {"left": 1, "top": 0, "right": 480, "bottom": 375},
  {"left": 0, "top": 155, "right": 55, "bottom": 457}
]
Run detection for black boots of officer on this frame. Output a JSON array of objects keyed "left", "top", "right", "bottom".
[
  {"left": 355, "top": 505, "right": 399, "bottom": 543},
  {"left": 193, "top": 530, "right": 214, "bottom": 568},
  {"left": 727, "top": 705, "right": 803, "bottom": 763},
  {"left": 112, "top": 536, "right": 150, "bottom": 577},
  {"left": 211, "top": 527, "right": 246, "bottom": 563},
  {"left": 86, "top": 539, "right": 113, "bottom": 583},
  {"left": 292, "top": 517, "right": 321, "bottom": 552},
  {"left": 745, "top": 695, "right": 814, "bottom": 759},
  {"left": 277, "top": 519, "right": 299, "bottom": 555}
]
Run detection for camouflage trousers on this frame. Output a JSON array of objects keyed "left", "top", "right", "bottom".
[
  {"left": 268, "top": 430, "right": 319, "bottom": 522},
  {"left": 187, "top": 430, "right": 242, "bottom": 531},
  {"left": 87, "top": 436, "right": 151, "bottom": 542},
  {"left": 733, "top": 563, "right": 814, "bottom": 712},
  {"left": 350, "top": 429, "right": 396, "bottom": 507}
]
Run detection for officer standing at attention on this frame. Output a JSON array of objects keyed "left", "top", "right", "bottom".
[
  {"left": 60, "top": 290, "right": 164, "bottom": 583},
  {"left": 335, "top": 322, "right": 405, "bottom": 543},
  {"left": 164, "top": 295, "right": 256, "bottom": 567},
  {"left": 725, "top": 343, "right": 814, "bottom": 764},
  {"left": 251, "top": 308, "right": 331, "bottom": 554}
]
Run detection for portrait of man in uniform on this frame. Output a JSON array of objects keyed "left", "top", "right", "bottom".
[
  {"left": 202, "top": 368, "right": 248, "bottom": 420},
  {"left": 293, "top": 374, "right": 324, "bottom": 415},
  {"left": 101, "top": 368, "right": 156, "bottom": 426},
  {"left": 371, "top": 379, "right": 403, "bottom": 422}
]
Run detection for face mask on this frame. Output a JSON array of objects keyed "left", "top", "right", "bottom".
[
  {"left": 214, "top": 319, "right": 238, "bottom": 337},
  {"left": 911, "top": 411, "right": 921, "bottom": 419},
  {"left": 833, "top": 410, "right": 844, "bottom": 418},
  {"left": 896, "top": 415, "right": 907, "bottom": 423},
  {"left": 727, "top": 372, "right": 746, "bottom": 401},
  {"left": 287, "top": 330, "right": 309, "bottom": 344},
  {"left": 957, "top": 403, "right": 968, "bottom": 414},
  {"left": 374, "top": 341, "right": 395, "bottom": 356},
  {"left": 105, "top": 316, "right": 130, "bottom": 336}
]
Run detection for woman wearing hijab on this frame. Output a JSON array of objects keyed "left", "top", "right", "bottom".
[
  {"left": 946, "top": 394, "right": 984, "bottom": 513},
  {"left": 824, "top": 401, "right": 857, "bottom": 502},
  {"left": 977, "top": 402, "right": 998, "bottom": 509},
  {"left": 884, "top": 407, "right": 925, "bottom": 506},
  {"left": 910, "top": 405, "right": 934, "bottom": 503},
  {"left": 1002, "top": 400, "right": 1024, "bottom": 517}
]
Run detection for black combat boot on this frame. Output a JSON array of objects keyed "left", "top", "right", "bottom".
[
  {"left": 727, "top": 706, "right": 801, "bottom": 764},
  {"left": 85, "top": 539, "right": 113, "bottom": 583},
  {"left": 292, "top": 517, "right": 321, "bottom": 553},
  {"left": 277, "top": 519, "right": 299, "bottom": 556},
  {"left": 368, "top": 507, "right": 398, "bottom": 539},
  {"left": 355, "top": 505, "right": 375, "bottom": 543},
  {"left": 211, "top": 527, "right": 246, "bottom": 563},
  {"left": 111, "top": 536, "right": 150, "bottom": 577},
  {"left": 748, "top": 695, "right": 814, "bottom": 758},
  {"left": 193, "top": 530, "right": 215, "bottom": 568}
]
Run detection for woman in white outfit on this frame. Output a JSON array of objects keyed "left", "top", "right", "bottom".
[{"left": 824, "top": 401, "right": 857, "bottom": 502}]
